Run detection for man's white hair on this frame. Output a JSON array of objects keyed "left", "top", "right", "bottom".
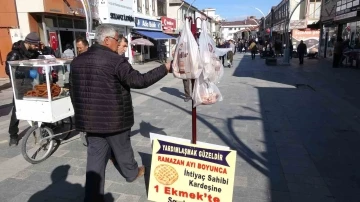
[{"left": 95, "top": 24, "right": 117, "bottom": 44}]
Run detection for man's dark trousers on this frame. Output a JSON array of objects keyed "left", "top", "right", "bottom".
[
  {"left": 9, "top": 97, "right": 19, "bottom": 139},
  {"left": 84, "top": 130, "right": 138, "bottom": 202},
  {"left": 299, "top": 54, "right": 304, "bottom": 64}
]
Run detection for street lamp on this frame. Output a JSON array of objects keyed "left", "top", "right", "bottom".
[{"left": 252, "top": 7, "right": 266, "bottom": 32}]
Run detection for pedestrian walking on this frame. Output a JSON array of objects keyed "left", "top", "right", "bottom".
[
  {"left": 333, "top": 37, "right": 344, "bottom": 68},
  {"left": 249, "top": 40, "right": 257, "bottom": 60},
  {"left": 227, "top": 40, "right": 234, "bottom": 67},
  {"left": 297, "top": 40, "right": 307, "bottom": 65},
  {"left": 5, "top": 32, "right": 41, "bottom": 146},
  {"left": 69, "top": 25, "right": 171, "bottom": 202}
]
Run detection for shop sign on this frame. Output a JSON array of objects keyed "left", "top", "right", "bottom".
[
  {"left": 135, "top": 18, "right": 162, "bottom": 30},
  {"left": 336, "top": 0, "right": 360, "bottom": 16},
  {"left": 161, "top": 17, "right": 176, "bottom": 31},
  {"left": 334, "top": 10, "right": 358, "bottom": 21},
  {"left": 289, "top": 20, "right": 307, "bottom": 30},
  {"left": 109, "top": 13, "right": 134, "bottom": 22},
  {"left": 98, "top": 0, "right": 134, "bottom": 26},
  {"left": 148, "top": 139, "right": 236, "bottom": 202}
]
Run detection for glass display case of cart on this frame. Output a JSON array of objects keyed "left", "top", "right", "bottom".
[{"left": 7, "top": 57, "right": 74, "bottom": 124}]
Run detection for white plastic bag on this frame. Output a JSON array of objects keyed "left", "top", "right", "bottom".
[
  {"left": 172, "top": 20, "right": 201, "bottom": 79},
  {"left": 192, "top": 72, "right": 223, "bottom": 108},
  {"left": 198, "top": 21, "right": 224, "bottom": 83}
]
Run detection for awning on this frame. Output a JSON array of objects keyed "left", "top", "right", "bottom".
[{"left": 135, "top": 30, "right": 175, "bottom": 40}]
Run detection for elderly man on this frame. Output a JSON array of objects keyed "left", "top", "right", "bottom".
[{"left": 70, "top": 25, "right": 171, "bottom": 202}]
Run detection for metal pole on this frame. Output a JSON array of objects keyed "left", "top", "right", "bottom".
[
  {"left": 191, "top": 79, "right": 196, "bottom": 144},
  {"left": 283, "top": 0, "right": 305, "bottom": 64},
  {"left": 176, "top": 2, "right": 185, "bottom": 32}
]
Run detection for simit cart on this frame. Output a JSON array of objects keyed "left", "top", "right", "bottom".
[{"left": 8, "top": 58, "right": 75, "bottom": 164}]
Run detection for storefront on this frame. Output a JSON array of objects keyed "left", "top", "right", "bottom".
[
  {"left": 332, "top": 0, "right": 360, "bottom": 66},
  {"left": 161, "top": 17, "right": 177, "bottom": 58},
  {"left": 10, "top": 0, "right": 99, "bottom": 58},
  {"left": 132, "top": 17, "right": 175, "bottom": 62},
  {"left": 98, "top": 0, "right": 134, "bottom": 60}
]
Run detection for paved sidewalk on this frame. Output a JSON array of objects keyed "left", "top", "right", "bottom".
[{"left": 0, "top": 55, "right": 360, "bottom": 202}]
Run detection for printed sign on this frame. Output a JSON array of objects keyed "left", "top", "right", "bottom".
[
  {"left": 98, "top": 0, "right": 134, "bottom": 26},
  {"left": 148, "top": 139, "right": 236, "bottom": 202},
  {"left": 161, "top": 17, "right": 176, "bottom": 32},
  {"left": 135, "top": 17, "right": 162, "bottom": 30}
]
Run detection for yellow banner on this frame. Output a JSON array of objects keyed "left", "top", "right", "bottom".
[{"left": 148, "top": 139, "right": 237, "bottom": 202}]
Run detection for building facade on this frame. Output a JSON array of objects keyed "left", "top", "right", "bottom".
[
  {"left": 0, "top": 0, "right": 100, "bottom": 78},
  {"left": 220, "top": 17, "right": 259, "bottom": 41},
  {"left": 261, "top": 0, "right": 322, "bottom": 53}
]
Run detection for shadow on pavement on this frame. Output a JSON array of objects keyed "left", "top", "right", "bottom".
[
  {"left": 131, "top": 121, "right": 167, "bottom": 138},
  {"left": 0, "top": 82, "right": 11, "bottom": 91},
  {"left": 0, "top": 103, "right": 12, "bottom": 117},
  {"left": 160, "top": 87, "right": 185, "bottom": 99},
  {"left": 28, "top": 165, "right": 115, "bottom": 202},
  {"left": 235, "top": 54, "right": 360, "bottom": 201}
]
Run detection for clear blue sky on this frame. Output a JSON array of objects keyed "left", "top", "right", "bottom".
[{"left": 193, "top": 0, "right": 280, "bottom": 20}]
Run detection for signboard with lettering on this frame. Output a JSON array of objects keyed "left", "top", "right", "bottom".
[
  {"left": 148, "top": 139, "right": 236, "bottom": 202},
  {"left": 98, "top": 0, "right": 134, "bottom": 26},
  {"left": 336, "top": 0, "right": 360, "bottom": 16},
  {"left": 161, "top": 17, "right": 176, "bottom": 32},
  {"left": 135, "top": 17, "right": 162, "bottom": 30}
]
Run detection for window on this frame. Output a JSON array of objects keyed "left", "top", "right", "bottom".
[
  {"left": 58, "top": 17, "right": 73, "bottom": 28},
  {"left": 229, "top": 28, "right": 232, "bottom": 30},
  {"left": 157, "top": 0, "right": 166, "bottom": 16},
  {"left": 145, "top": 0, "right": 149, "bottom": 14},
  {"left": 152, "top": 0, "right": 155, "bottom": 15},
  {"left": 309, "top": 0, "right": 321, "bottom": 19},
  {"left": 137, "top": 0, "right": 142, "bottom": 13}
]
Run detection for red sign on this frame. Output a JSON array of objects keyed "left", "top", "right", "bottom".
[
  {"left": 49, "top": 32, "right": 58, "bottom": 51},
  {"left": 161, "top": 17, "right": 176, "bottom": 32}
]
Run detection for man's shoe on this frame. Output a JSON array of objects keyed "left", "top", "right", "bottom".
[
  {"left": 184, "top": 97, "right": 191, "bottom": 102},
  {"left": 9, "top": 137, "right": 18, "bottom": 146},
  {"left": 127, "top": 166, "right": 145, "bottom": 182}
]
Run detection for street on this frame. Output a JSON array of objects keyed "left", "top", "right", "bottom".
[{"left": 1, "top": 54, "right": 360, "bottom": 202}]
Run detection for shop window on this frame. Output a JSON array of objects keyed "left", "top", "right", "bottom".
[
  {"left": 74, "top": 19, "right": 86, "bottom": 29},
  {"left": 309, "top": 0, "right": 321, "bottom": 19},
  {"left": 44, "top": 16, "right": 58, "bottom": 27},
  {"left": 58, "top": 18, "right": 73, "bottom": 28},
  {"left": 157, "top": 0, "right": 166, "bottom": 16},
  {"left": 137, "top": 0, "right": 142, "bottom": 13}
]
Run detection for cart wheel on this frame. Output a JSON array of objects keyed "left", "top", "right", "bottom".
[
  {"left": 60, "top": 117, "right": 73, "bottom": 140},
  {"left": 48, "top": 117, "right": 73, "bottom": 140},
  {"left": 21, "top": 125, "right": 56, "bottom": 164}
]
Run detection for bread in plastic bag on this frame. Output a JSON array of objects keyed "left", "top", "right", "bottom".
[
  {"left": 192, "top": 72, "right": 223, "bottom": 108},
  {"left": 172, "top": 20, "right": 201, "bottom": 79},
  {"left": 198, "top": 21, "right": 231, "bottom": 83}
]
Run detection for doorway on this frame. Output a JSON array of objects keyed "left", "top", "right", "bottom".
[{"left": 59, "top": 31, "right": 74, "bottom": 56}]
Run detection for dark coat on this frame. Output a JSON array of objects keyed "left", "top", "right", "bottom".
[
  {"left": 297, "top": 43, "right": 307, "bottom": 55},
  {"left": 69, "top": 44, "right": 168, "bottom": 134},
  {"left": 5, "top": 40, "right": 39, "bottom": 76}
]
